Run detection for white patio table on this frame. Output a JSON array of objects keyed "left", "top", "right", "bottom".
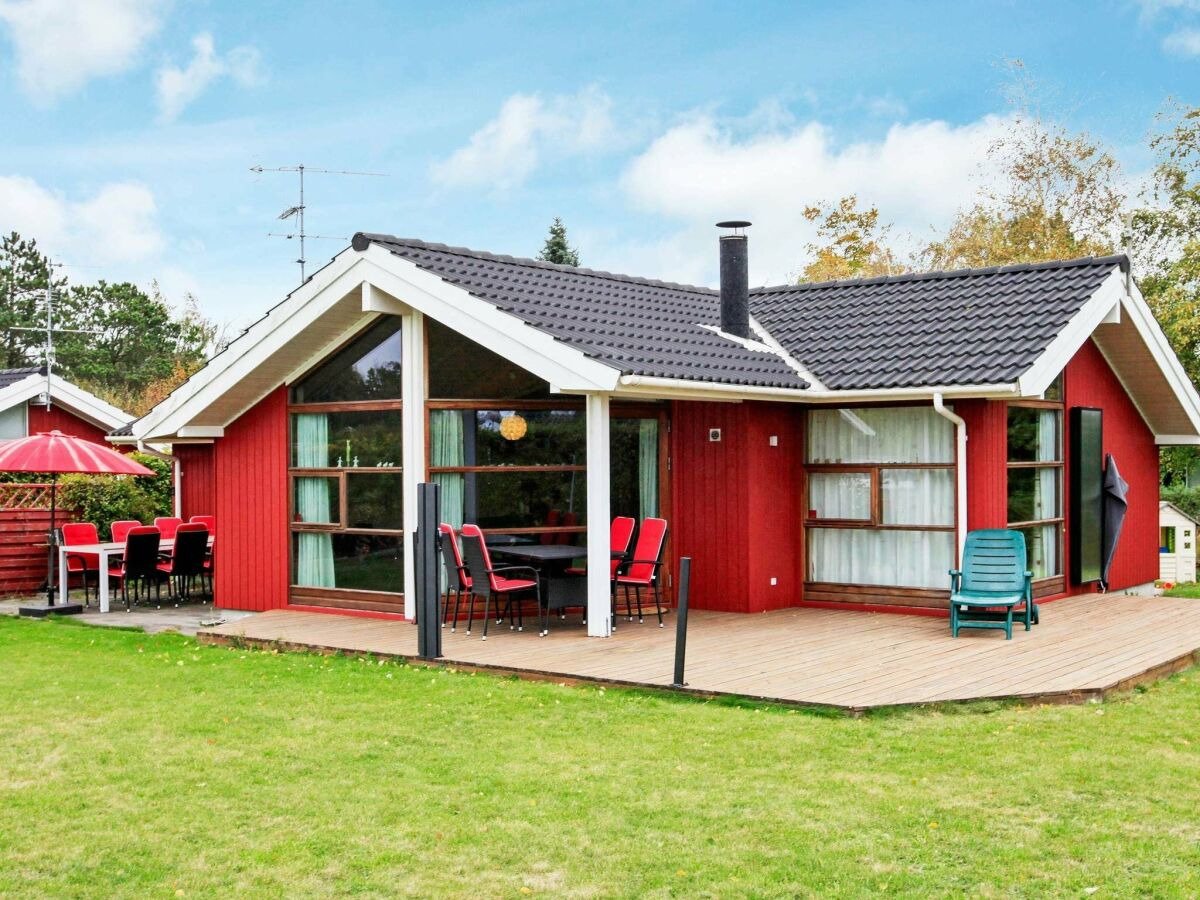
[{"left": 58, "top": 536, "right": 214, "bottom": 612}]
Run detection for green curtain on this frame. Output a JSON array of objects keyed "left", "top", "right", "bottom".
[
  {"left": 638, "top": 418, "right": 659, "bottom": 520},
  {"left": 295, "top": 413, "right": 335, "bottom": 587},
  {"left": 430, "top": 410, "right": 466, "bottom": 589}
]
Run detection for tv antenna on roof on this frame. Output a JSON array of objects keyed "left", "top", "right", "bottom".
[
  {"left": 250, "top": 164, "right": 387, "bottom": 284},
  {"left": 4, "top": 260, "right": 103, "bottom": 412}
]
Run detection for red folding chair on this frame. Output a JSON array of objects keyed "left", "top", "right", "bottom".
[
  {"left": 615, "top": 517, "right": 669, "bottom": 626},
  {"left": 438, "top": 523, "right": 472, "bottom": 632},
  {"left": 154, "top": 517, "right": 183, "bottom": 539},
  {"left": 110, "top": 520, "right": 141, "bottom": 543},
  {"left": 458, "top": 524, "right": 543, "bottom": 638},
  {"left": 60, "top": 522, "right": 100, "bottom": 605}
]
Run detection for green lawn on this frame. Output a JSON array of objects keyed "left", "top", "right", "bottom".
[
  {"left": 2, "top": 617, "right": 1199, "bottom": 898},
  {"left": 1162, "top": 581, "right": 1200, "bottom": 598}
]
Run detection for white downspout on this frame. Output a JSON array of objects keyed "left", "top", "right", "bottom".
[
  {"left": 932, "top": 394, "right": 967, "bottom": 567},
  {"left": 137, "top": 440, "right": 181, "bottom": 518}
]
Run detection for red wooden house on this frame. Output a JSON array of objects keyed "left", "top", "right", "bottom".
[
  {"left": 111, "top": 227, "right": 1200, "bottom": 634},
  {"left": 0, "top": 367, "right": 131, "bottom": 594}
]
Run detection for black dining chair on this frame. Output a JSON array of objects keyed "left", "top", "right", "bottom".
[
  {"left": 156, "top": 523, "right": 209, "bottom": 606},
  {"left": 107, "top": 526, "right": 165, "bottom": 610}
]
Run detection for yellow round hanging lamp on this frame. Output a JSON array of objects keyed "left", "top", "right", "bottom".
[{"left": 499, "top": 414, "right": 527, "bottom": 441}]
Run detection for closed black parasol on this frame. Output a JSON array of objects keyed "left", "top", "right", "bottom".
[{"left": 1100, "top": 453, "right": 1129, "bottom": 591}]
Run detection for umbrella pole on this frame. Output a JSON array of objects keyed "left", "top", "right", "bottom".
[{"left": 45, "top": 474, "right": 57, "bottom": 605}]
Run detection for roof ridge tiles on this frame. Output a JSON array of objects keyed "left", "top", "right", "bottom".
[
  {"left": 752, "top": 254, "right": 1129, "bottom": 294},
  {"left": 354, "top": 232, "right": 719, "bottom": 296}
]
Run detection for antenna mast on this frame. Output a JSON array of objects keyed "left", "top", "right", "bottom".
[
  {"left": 249, "top": 164, "right": 386, "bottom": 283},
  {"left": 5, "top": 260, "right": 103, "bottom": 411}
]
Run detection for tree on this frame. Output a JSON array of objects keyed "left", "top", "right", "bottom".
[
  {"left": 55, "top": 280, "right": 217, "bottom": 414},
  {"left": 922, "top": 62, "right": 1125, "bottom": 270},
  {"left": 1128, "top": 104, "right": 1200, "bottom": 482},
  {"left": 0, "top": 232, "right": 69, "bottom": 368},
  {"left": 797, "top": 195, "right": 905, "bottom": 282},
  {"left": 537, "top": 217, "right": 580, "bottom": 266}
]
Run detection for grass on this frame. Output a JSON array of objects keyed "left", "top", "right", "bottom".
[
  {"left": 2, "top": 618, "right": 1199, "bottom": 898},
  {"left": 1162, "top": 581, "right": 1200, "bottom": 598}
]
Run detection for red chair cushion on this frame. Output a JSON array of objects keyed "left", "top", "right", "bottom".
[
  {"left": 493, "top": 576, "right": 536, "bottom": 592},
  {"left": 616, "top": 573, "right": 652, "bottom": 587}
]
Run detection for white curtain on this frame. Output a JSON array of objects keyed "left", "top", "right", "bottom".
[
  {"left": 808, "top": 406, "right": 954, "bottom": 465},
  {"left": 806, "top": 406, "right": 956, "bottom": 589},
  {"left": 881, "top": 469, "right": 954, "bottom": 526},
  {"left": 809, "top": 528, "right": 955, "bottom": 589},
  {"left": 808, "top": 472, "right": 871, "bottom": 519}
]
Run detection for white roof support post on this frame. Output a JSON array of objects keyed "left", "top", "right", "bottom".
[
  {"left": 401, "top": 309, "right": 426, "bottom": 620},
  {"left": 585, "top": 393, "right": 612, "bottom": 637}
]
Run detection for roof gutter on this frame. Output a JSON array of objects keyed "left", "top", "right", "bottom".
[
  {"left": 615, "top": 373, "right": 1022, "bottom": 403},
  {"left": 932, "top": 393, "right": 968, "bottom": 568}
]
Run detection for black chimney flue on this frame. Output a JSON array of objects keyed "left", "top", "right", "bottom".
[{"left": 717, "top": 220, "right": 751, "bottom": 339}]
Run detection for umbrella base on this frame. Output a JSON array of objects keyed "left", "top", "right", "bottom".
[{"left": 19, "top": 601, "right": 84, "bottom": 618}]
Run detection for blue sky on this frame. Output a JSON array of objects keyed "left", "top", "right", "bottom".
[{"left": 1, "top": 0, "right": 1199, "bottom": 328}]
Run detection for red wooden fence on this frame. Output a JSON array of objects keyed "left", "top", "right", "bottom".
[{"left": 0, "top": 483, "right": 64, "bottom": 596}]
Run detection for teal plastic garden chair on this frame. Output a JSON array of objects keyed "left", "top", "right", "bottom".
[{"left": 948, "top": 529, "right": 1038, "bottom": 640}]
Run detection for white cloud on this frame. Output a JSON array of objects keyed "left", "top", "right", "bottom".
[
  {"left": 612, "top": 112, "right": 1012, "bottom": 286},
  {"left": 0, "top": 0, "right": 163, "bottom": 102},
  {"left": 1164, "top": 26, "right": 1200, "bottom": 54},
  {"left": 155, "top": 32, "right": 263, "bottom": 122},
  {"left": 431, "top": 87, "right": 616, "bottom": 190},
  {"left": 0, "top": 175, "right": 164, "bottom": 264}
]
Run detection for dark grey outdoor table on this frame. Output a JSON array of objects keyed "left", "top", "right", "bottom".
[
  {"left": 491, "top": 544, "right": 587, "bottom": 612},
  {"left": 484, "top": 533, "right": 536, "bottom": 546}
]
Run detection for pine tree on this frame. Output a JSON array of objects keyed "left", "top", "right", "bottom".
[{"left": 537, "top": 217, "right": 580, "bottom": 266}]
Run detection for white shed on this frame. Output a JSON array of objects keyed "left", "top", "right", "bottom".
[{"left": 1159, "top": 501, "right": 1199, "bottom": 585}]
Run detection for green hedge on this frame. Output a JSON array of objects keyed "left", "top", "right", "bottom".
[
  {"left": 57, "top": 452, "right": 173, "bottom": 540},
  {"left": 1161, "top": 484, "right": 1200, "bottom": 523}
]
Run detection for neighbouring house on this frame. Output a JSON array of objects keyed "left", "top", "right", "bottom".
[
  {"left": 1159, "top": 501, "right": 1198, "bottom": 585},
  {"left": 108, "top": 227, "right": 1200, "bottom": 634},
  {"left": 0, "top": 367, "right": 131, "bottom": 594}
]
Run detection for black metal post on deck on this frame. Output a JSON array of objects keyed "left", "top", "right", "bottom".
[
  {"left": 672, "top": 557, "right": 691, "bottom": 687},
  {"left": 415, "top": 481, "right": 442, "bottom": 660}
]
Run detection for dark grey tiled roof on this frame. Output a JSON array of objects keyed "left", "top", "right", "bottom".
[
  {"left": 752, "top": 257, "right": 1125, "bottom": 390},
  {"left": 358, "top": 234, "right": 1125, "bottom": 393},
  {"left": 0, "top": 366, "right": 42, "bottom": 390},
  {"left": 355, "top": 234, "right": 808, "bottom": 389},
  {"left": 108, "top": 422, "right": 134, "bottom": 437}
]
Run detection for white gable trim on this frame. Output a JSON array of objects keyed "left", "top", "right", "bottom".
[
  {"left": 1017, "top": 265, "right": 1200, "bottom": 441},
  {"left": 132, "top": 245, "right": 622, "bottom": 440},
  {"left": 0, "top": 372, "right": 130, "bottom": 432},
  {"left": 357, "top": 245, "right": 620, "bottom": 391},
  {"left": 1018, "top": 268, "right": 1127, "bottom": 397}
]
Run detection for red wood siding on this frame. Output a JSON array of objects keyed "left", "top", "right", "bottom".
[
  {"left": 26, "top": 402, "right": 108, "bottom": 443},
  {"left": 670, "top": 400, "right": 804, "bottom": 612},
  {"left": 175, "top": 444, "right": 216, "bottom": 520},
  {"left": 959, "top": 399, "right": 1008, "bottom": 531},
  {"left": 1065, "top": 339, "right": 1159, "bottom": 592},
  {"left": 213, "top": 387, "right": 289, "bottom": 611}
]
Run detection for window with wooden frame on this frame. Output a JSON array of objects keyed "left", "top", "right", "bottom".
[
  {"left": 287, "top": 318, "right": 405, "bottom": 605},
  {"left": 1006, "top": 372, "right": 1065, "bottom": 583},
  {"left": 425, "top": 319, "right": 666, "bottom": 542},
  {"left": 805, "top": 406, "right": 956, "bottom": 590}
]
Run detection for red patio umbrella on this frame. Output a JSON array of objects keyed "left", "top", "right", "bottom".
[{"left": 0, "top": 431, "right": 155, "bottom": 606}]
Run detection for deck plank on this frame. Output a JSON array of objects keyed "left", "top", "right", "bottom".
[{"left": 199, "top": 594, "right": 1200, "bottom": 711}]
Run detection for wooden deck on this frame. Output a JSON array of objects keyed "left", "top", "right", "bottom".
[{"left": 198, "top": 593, "right": 1200, "bottom": 713}]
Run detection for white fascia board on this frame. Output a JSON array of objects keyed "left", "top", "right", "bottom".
[
  {"left": 0, "top": 373, "right": 130, "bottom": 431},
  {"left": 1156, "top": 434, "right": 1200, "bottom": 445},
  {"left": 614, "top": 373, "right": 1020, "bottom": 404},
  {"left": 176, "top": 426, "right": 224, "bottom": 438},
  {"left": 1017, "top": 267, "right": 1126, "bottom": 397},
  {"left": 133, "top": 249, "right": 366, "bottom": 440},
  {"left": 359, "top": 245, "right": 620, "bottom": 392}
]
